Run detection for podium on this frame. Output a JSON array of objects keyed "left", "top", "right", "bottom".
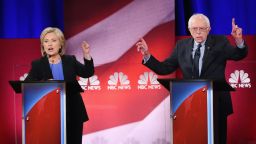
[
  {"left": 157, "top": 79, "right": 234, "bottom": 144},
  {"left": 9, "top": 81, "right": 66, "bottom": 144}
]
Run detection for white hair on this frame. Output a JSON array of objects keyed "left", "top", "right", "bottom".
[{"left": 188, "top": 13, "right": 211, "bottom": 28}]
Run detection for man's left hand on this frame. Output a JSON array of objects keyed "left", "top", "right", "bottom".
[{"left": 231, "top": 18, "right": 243, "bottom": 45}]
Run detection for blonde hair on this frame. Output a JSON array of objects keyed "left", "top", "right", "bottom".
[
  {"left": 188, "top": 13, "right": 211, "bottom": 28},
  {"left": 40, "top": 27, "right": 65, "bottom": 56}
]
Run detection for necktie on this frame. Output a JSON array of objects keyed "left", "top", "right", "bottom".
[{"left": 193, "top": 44, "right": 201, "bottom": 78}]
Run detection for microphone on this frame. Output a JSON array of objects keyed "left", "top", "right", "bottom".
[
  {"left": 192, "top": 58, "right": 195, "bottom": 79},
  {"left": 191, "top": 48, "right": 195, "bottom": 79}
]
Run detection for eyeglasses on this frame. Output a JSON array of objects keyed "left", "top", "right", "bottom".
[{"left": 189, "top": 27, "right": 209, "bottom": 32}]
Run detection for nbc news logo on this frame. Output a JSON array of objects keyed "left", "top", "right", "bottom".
[
  {"left": 78, "top": 75, "right": 101, "bottom": 90},
  {"left": 138, "top": 72, "right": 161, "bottom": 90},
  {"left": 228, "top": 70, "right": 251, "bottom": 88},
  {"left": 107, "top": 72, "right": 131, "bottom": 90}
]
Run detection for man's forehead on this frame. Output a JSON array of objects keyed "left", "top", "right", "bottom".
[{"left": 191, "top": 18, "right": 208, "bottom": 26}]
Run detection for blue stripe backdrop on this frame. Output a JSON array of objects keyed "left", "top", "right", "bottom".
[
  {"left": 0, "top": 0, "right": 64, "bottom": 38},
  {"left": 176, "top": 0, "right": 256, "bottom": 35},
  {"left": 0, "top": 0, "right": 255, "bottom": 37}
]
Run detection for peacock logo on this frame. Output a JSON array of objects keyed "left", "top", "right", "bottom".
[
  {"left": 228, "top": 70, "right": 251, "bottom": 88},
  {"left": 138, "top": 72, "right": 160, "bottom": 90},
  {"left": 107, "top": 72, "right": 131, "bottom": 90},
  {"left": 78, "top": 75, "right": 101, "bottom": 90}
]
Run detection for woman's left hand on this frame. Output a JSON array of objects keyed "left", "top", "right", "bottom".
[{"left": 81, "top": 41, "right": 92, "bottom": 60}]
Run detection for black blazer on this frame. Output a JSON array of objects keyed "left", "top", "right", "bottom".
[
  {"left": 144, "top": 35, "right": 248, "bottom": 115},
  {"left": 25, "top": 55, "right": 94, "bottom": 122}
]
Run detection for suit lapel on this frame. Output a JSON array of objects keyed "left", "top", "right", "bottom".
[
  {"left": 185, "top": 38, "right": 194, "bottom": 70},
  {"left": 42, "top": 56, "right": 53, "bottom": 80},
  {"left": 201, "top": 35, "right": 217, "bottom": 76},
  {"left": 61, "top": 55, "right": 67, "bottom": 80}
]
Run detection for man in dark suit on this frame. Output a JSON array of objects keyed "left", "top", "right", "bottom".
[{"left": 136, "top": 13, "right": 248, "bottom": 144}]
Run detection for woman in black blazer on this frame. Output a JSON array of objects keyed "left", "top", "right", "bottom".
[{"left": 25, "top": 27, "right": 94, "bottom": 144}]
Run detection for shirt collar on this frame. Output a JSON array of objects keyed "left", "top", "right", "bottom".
[
  {"left": 193, "top": 40, "right": 206, "bottom": 50},
  {"left": 194, "top": 40, "right": 206, "bottom": 46}
]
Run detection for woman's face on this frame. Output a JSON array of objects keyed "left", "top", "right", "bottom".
[{"left": 43, "top": 32, "right": 61, "bottom": 57}]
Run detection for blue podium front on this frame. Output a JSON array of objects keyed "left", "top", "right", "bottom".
[
  {"left": 10, "top": 81, "right": 66, "bottom": 144},
  {"left": 158, "top": 79, "right": 214, "bottom": 144}
]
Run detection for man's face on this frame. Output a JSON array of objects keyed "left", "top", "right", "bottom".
[{"left": 189, "top": 17, "right": 210, "bottom": 43}]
